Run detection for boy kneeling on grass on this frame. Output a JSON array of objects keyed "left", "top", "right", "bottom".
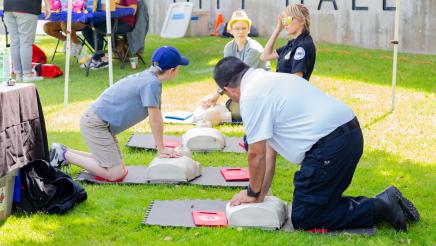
[{"left": 49, "top": 46, "right": 189, "bottom": 182}]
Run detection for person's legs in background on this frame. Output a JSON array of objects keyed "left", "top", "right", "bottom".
[
  {"left": 93, "top": 21, "right": 133, "bottom": 56},
  {"left": 81, "top": 25, "right": 95, "bottom": 50},
  {"left": 4, "top": 12, "right": 23, "bottom": 81},
  {"left": 114, "top": 22, "right": 133, "bottom": 35},
  {"left": 43, "top": 21, "right": 67, "bottom": 52},
  {"left": 81, "top": 22, "right": 133, "bottom": 69},
  {"left": 15, "top": 12, "right": 40, "bottom": 82},
  {"left": 82, "top": 23, "right": 105, "bottom": 52},
  {"left": 60, "top": 22, "right": 87, "bottom": 57}
]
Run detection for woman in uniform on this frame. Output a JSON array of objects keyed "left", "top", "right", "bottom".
[{"left": 261, "top": 3, "right": 316, "bottom": 81}]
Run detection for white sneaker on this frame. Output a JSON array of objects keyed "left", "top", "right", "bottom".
[
  {"left": 23, "top": 75, "right": 43, "bottom": 82},
  {"left": 49, "top": 143, "right": 70, "bottom": 174}
]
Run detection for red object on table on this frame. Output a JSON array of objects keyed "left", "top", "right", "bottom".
[
  {"left": 220, "top": 168, "right": 249, "bottom": 181},
  {"left": 192, "top": 211, "right": 228, "bottom": 227}
]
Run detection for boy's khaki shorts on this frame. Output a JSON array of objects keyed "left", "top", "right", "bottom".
[{"left": 80, "top": 108, "right": 123, "bottom": 168}]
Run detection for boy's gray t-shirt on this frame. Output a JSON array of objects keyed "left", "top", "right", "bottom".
[
  {"left": 223, "top": 37, "right": 271, "bottom": 71},
  {"left": 92, "top": 70, "right": 162, "bottom": 135}
]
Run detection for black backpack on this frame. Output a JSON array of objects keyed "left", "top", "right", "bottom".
[{"left": 13, "top": 159, "right": 87, "bottom": 214}]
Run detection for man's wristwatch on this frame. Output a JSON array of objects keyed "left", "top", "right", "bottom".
[{"left": 246, "top": 184, "right": 261, "bottom": 198}]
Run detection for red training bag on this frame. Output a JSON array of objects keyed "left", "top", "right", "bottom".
[
  {"left": 32, "top": 44, "right": 47, "bottom": 64},
  {"left": 32, "top": 63, "right": 64, "bottom": 78}
]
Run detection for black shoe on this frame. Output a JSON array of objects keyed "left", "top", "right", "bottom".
[
  {"left": 388, "top": 186, "right": 420, "bottom": 222},
  {"left": 375, "top": 186, "right": 407, "bottom": 231}
]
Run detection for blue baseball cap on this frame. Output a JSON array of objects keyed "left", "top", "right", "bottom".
[{"left": 151, "top": 46, "right": 189, "bottom": 71}]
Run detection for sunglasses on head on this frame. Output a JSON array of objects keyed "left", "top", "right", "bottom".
[{"left": 281, "top": 16, "right": 296, "bottom": 26}]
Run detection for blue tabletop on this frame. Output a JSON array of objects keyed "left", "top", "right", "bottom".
[{"left": 0, "top": 8, "right": 134, "bottom": 24}]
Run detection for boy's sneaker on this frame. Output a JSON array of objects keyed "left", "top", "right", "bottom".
[{"left": 50, "top": 143, "right": 70, "bottom": 174}]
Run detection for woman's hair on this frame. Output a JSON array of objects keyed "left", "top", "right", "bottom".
[{"left": 285, "top": 3, "right": 311, "bottom": 33}]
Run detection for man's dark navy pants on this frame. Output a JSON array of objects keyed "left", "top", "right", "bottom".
[{"left": 291, "top": 117, "right": 375, "bottom": 230}]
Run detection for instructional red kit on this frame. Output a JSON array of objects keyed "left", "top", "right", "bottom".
[
  {"left": 220, "top": 168, "right": 249, "bottom": 181},
  {"left": 192, "top": 211, "right": 228, "bottom": 227}
]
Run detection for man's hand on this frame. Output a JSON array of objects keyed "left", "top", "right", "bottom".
[
  {"left": 158, "top": 147, "right": 182, "bottom": 158},
  {"left": 200, "top": 92, "right": 220, "bottom": 108},
  {"left": 230, "top": 190, "right": 263, "bottom": 207}
]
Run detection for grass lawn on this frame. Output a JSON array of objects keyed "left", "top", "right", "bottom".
[{"left": 0, "top": 35, "right": 435, "bottom": 245}]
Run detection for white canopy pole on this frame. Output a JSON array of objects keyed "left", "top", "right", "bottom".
[
  {"left": 391, "top": 0, "right": 401, "bottom": 112},
  {"left": 105, "top": 0, "right": 114, "bottom": 87},
  {"left": 64, "top": 0, "right": 73, "bottom": 107}
]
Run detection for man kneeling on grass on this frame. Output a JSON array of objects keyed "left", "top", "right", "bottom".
[
  {"left": 215, "top": 56, "right": 420, "bottom": 231},
  {"left": 49, "top": 46, "right": 189, "bottom": 182}
]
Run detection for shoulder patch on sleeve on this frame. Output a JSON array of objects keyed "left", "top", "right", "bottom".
[{"left": 294, "top": 47, "right": 306, "bottom": 61}]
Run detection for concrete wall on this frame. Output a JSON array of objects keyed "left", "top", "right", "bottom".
[{"left": 144, "top": 0, "right": 436, "bottom": 54}]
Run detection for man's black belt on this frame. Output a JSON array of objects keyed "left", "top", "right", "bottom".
[{"left": 318, "top": 117, "right": 360, "bottom": 144}]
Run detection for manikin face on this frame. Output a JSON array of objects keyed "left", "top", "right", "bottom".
[
  {"left": 230, "top": 20, "right": 250, "bottom": 42},
  {"left": 281, "top": 12, "right": 305, "bottom": 36}
]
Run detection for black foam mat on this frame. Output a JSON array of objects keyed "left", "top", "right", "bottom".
[
  {"left": 126, "top": 133, "right": 246, "bottom": 153},
  {"left": 143, "top": 199, "right": 376, "bottom": 235},
  {"left": 76, "top": 166, "right": 248, "bottom": 187}
]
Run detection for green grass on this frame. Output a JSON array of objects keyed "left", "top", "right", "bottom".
[{"left": 0, "top": 35, "right": 435, "bottom": 245}]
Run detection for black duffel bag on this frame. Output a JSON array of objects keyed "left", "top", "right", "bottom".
[{"left": 14, "top": 159, "right": 87, "bottom": 214}]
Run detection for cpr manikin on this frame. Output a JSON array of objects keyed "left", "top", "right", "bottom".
[
  {"left": 225, "top": 196, "right": 288, "bottom": 229},
  {"left": 182, "top": 126, "right": 226, "bottom": 151},
  {"left": 192, "top": 104, "right": 232, "bottom": 126},
  {"left": 145, "top": 156, "right": 202, "bottom": 183}
]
